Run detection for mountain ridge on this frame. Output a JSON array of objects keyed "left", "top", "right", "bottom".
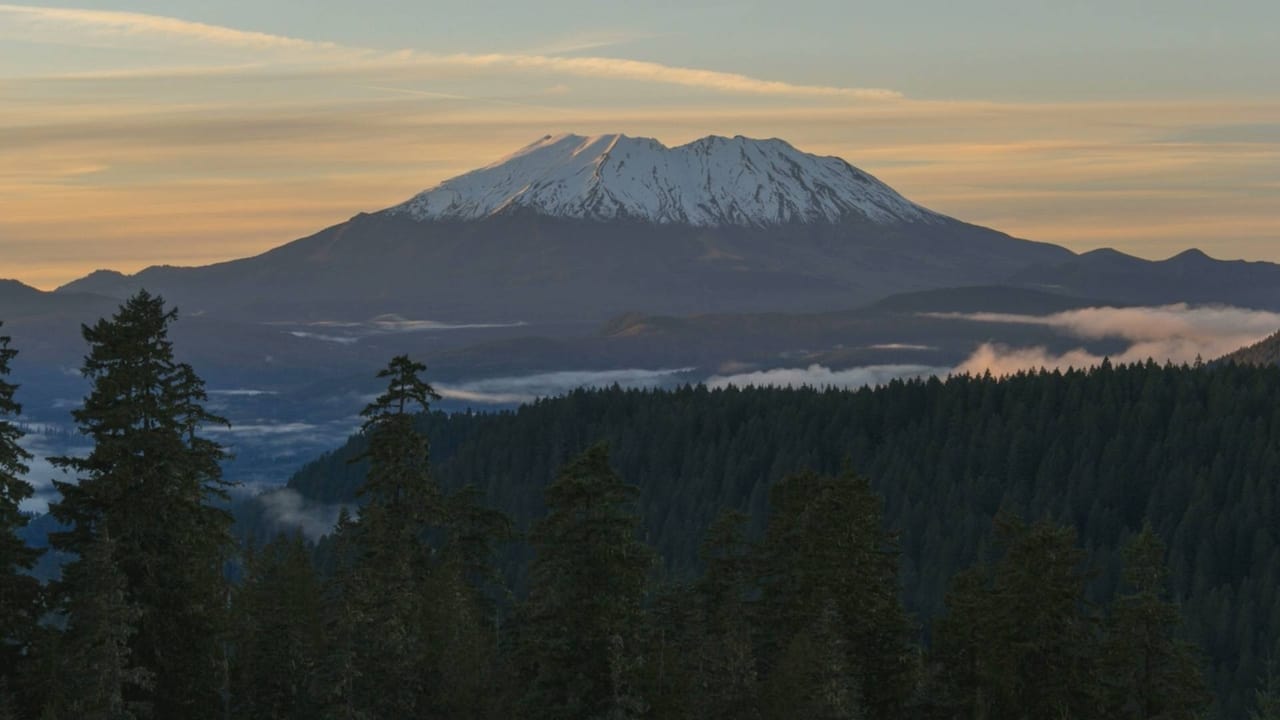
[
  {"left": 1013, "top": 246, "right": 1280, "bottom": 308},
  {"left": 54, "top": 211, "right": 1071, "bottom": 323},
  {"left": 45, "top": 132, "right": 1280, "bottom": 324}
]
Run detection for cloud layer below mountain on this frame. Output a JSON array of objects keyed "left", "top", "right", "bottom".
[
  {"left": 940, "top": 303, "right": 1280, "bottom": 375},
  {"left": 707, "top": 364, "right": 949, "bottom": 390},
  {"left": 708, "top": 304, "right": 1280, "bottom": 390},
  {"left": 437, "top": 367, "right": 695, "bottom": 405}
]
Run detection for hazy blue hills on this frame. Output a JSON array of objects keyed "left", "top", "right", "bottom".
[{"left": 1012, "top": 247, "right": 1280, "bottom": 309}]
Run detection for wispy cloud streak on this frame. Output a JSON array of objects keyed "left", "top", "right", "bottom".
[
  {"left": 0, "top": 4, "right": 900, "bottom": 98},
  {"left": 0, "top": 3, "right": 344, "bottom": 51}
]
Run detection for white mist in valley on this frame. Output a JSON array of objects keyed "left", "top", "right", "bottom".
[
  {"left": 710, "top": 304, "right": 1280, "bottom": 390},
  {"left": 940, "top": 304, "right": 1280, "bottom": 376},
  {"left": 436, "top": 367, "right": 696, "bottom": 405},
  {"left": 707, "top": 364, "right": 949, "bottom": 390}
]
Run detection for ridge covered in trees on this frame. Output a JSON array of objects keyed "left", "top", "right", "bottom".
[
  {"left": 1222, "top": 330, "right": 1280, "bottom": 367},
  {"left": 0, "top": 292, "right": 1276, "bottom": 718},
  {"left": 276, "top": 360, "right": 1280, "bottom": 718}
]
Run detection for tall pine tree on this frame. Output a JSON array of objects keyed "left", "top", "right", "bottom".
[
  {"left": 0, "top": 326, "right": 40, "bottom": 713},
  {"left": 316, "top": 509, "right": 368, "bottom": 720},
  {"left": 48, "top": 291, "right": 233, "bottom": 719},
  {"left": 231, "top": 533, "right": 325, "bottom": 720},
  {"left": 756, "top": 469, "right": 916, "bottom": 718},
  {"left": 933, "top": 515, "right": 1104, "bottom": 719},
  {"left": 45, "top": 526, "right": 153, "bottom": 720},
  {"left": 323, "top": 355, "right": 511, "bottom": 718},
  {"left": 325, "top": 356, "right": 442, "bottom": 718},
  {"left": 518, "top": 444, "right": 653, "bottom": 720},
  {"left": 693, "top": 510, "right": 760, "bottom": 720},
  {"left": 1102, "top": 522, "right": 1210, "bottom": 719}
]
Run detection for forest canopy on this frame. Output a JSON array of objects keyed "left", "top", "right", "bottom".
[
  {"left": 2, "top": 292, "right": 1278, "bottom": 718},
  {"left": 274, "top": 360, "right": 1280, "bottom": 718}
]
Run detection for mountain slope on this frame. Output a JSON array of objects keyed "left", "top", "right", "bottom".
[
  {"left": 0, "top": 279, "right": 117, "bottom": 320},
  {"left": 1219, "top": 330, "right": 1280, "bottom": 366},
  {"left": 57, "top": 213, "right": 1072, "bottom": 324},
  {"left": 56, "top": 134, "right": 1075, "bottom": 323}
]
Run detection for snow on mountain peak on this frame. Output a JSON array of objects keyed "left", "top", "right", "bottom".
[{"left": 389, "top": 133, "right": 942, "bottom": 227}]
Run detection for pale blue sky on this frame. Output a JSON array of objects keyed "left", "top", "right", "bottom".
[
  {"left": 15, "top": 0, "right": 1275, "bottom": 99},
  {"left": 1, "top": 0, "right": 1277, "bottom": 287}
]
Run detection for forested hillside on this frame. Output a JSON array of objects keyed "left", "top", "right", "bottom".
[
  {"left": 1222, "top": 330, "right": 1280, "bottom": 366},
  {"left": 7, "top": 291, "right": 1279, "bottom": 718},
  {"left": 273, "top": 361, "right": 1280, "bottom": 718}
]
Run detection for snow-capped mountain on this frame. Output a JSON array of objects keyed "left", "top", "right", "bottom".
[
  {"left": 390, "top": 134, "right": 942, "bottom": 227},
  {"left": 55, "top": 132, "right": 1100, "bottom": 324}
]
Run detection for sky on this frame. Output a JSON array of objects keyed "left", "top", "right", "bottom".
[{"left": 1, "top": 0, "right": 1277, "bottom": 289}]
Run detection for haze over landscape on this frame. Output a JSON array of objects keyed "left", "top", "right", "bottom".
[{"left": 2, "top": 2, "right": 1280, "bottom": 719}]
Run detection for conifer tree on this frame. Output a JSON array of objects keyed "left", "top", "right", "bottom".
[
  {"left": 326, "top": 355, "right": 512, "bottom": 717},
  {"left": 756, "top": 469, "right": 916, "bottom": 718},
  {"left": 518, "top": 444, "right": 653, "bottom": 720},
  {"left": 1102, "top": 522, "right": 1210, "bottom": 719},
  {"left": 929, "top": 567, "right": 993, "bottom": 717},
  {"left": 342, "top": 355, "right": 442, "bottom": 716},
  {"left": 47, "top": 527, "right": 152, "bottom": 720},
  {"left": 934, "top": 515, "right": 1104, "bottom": 719},
  {"left": 639, "top": 583, "right": 702, "bottom": 719},
  {"left": 766, "top": 601, "right": 864, "bottom": 720},
  {"left": 994, "top": 517, "right": 1102, "bottom": 717},
  {"left": 232, "top": 533, "right": 325, "bottom": 720},
  {"left": 356, "top": 354, "right": 442, "bottom": 531},
  {"left": 442, "top": 482, "right": 514, "bottom": 612},
  {"left": 0, "top": 326, "right": 40, "bottom": 709},
  {"left": 316, "top": 509, "right": 369, "bottom": 720},
  {"left": 429, "top": 484, "right": 515, "bottom": 719},
  {"left": 47, "top": 291, "right": 232, "bottom": 719},
  {"left": 694, "top": 510, "right": 760, "bottom": 720},
  {"left": 417, "top": 552, "right": 505, "bottom": 719},
  {"left": 633, "top": 521, "right": 753, "bottom": 718},
  {"left": 1253, "top": 659, "right": 1280, "bottom": 720}
]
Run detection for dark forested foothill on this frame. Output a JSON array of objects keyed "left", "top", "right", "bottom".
[
  {"left": 278, "top": 359, "right": 1280, "bottom": 718},
  {"left": 2, "top": 293, "right": 1279, "bottom": 718}
]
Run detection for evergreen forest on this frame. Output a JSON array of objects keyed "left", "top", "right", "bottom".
[{"left": 2, "top": 291, "right": 1279, "bottom": 719}]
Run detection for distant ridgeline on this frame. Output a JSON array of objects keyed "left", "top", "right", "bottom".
[{"left": 259, "top": 361, "right": 1280, "bottom": 718}]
